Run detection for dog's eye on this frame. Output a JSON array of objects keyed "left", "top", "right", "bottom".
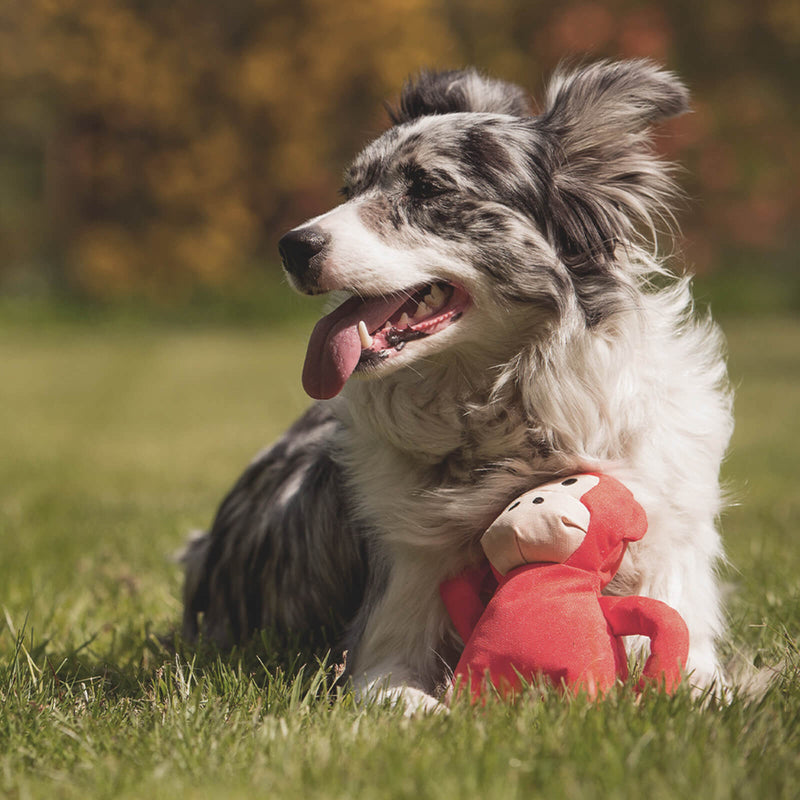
[
  {"left": 404, "top": 165, "right": 450, "bottom": 201},
  {"left": 409, "top": 176, "right": 443, "bottom": 199},
  {"left": 338, "top": 185, "right": 352, "bottom": 200}
]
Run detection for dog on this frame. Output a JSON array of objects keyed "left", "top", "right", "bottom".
[{"left": 182, "top": 60, "right": 733, "bottom": 711}]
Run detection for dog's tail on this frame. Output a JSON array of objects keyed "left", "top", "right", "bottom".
[
  {"left": 175, "top": 529, "right": 212, "bottom": 641},
  {"left": 722, "top": 652, "right": 789, "bottom": 703}
]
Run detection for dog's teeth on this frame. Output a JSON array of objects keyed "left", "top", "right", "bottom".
[
  {"left": 414, "top": 301, "right": 430, "bottom": 320},
  {"left": 357, "top": 320, "right": 373, "bottom": 349},
  {"left": 427, "top": 284, "right": 445, "bottom": 309},
  {"left": 398, "top": 312, "right": 410, "bottom": 328},
  {"left": 423, "top": 293, "right": 441, "bottom": 311}
]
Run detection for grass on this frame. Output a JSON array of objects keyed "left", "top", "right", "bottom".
[{"left": 1, "top": 306, "right": 799, "bottom": 799}]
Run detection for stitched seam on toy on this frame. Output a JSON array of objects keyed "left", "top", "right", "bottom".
[{"left": 513, "top": 532, "right": 527, "bottom": 566}]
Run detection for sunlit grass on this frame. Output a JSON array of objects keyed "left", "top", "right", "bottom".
[{"left": 1, "top": 310, "right": 798, "bottom": 798}]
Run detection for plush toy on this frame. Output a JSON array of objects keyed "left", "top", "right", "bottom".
[{"left": 440, "top": 473, "right": 689, "bottom": 701}]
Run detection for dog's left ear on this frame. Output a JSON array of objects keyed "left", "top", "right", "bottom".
[
  {"left": 536, "top": 59, "right": 690, "bottom": 269},
  {"left": 389, "top": 68, "right": 532, "bottom": 123}
]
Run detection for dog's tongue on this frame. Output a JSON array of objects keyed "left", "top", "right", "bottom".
[{"left": 302, "top": 294, "right": 407, "bottom": 400}]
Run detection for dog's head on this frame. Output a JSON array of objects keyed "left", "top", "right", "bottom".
[{"left": 279, "top": 60, "right": 689, "bottom": 400}]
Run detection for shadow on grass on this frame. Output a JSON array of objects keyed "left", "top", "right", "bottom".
[{"left": 1, "top": 616, "right": 347, "bottom": 716}]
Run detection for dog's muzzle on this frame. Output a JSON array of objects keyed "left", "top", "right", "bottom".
[{"left": 278, "top": 226, "right": 329, "bottom": 292}]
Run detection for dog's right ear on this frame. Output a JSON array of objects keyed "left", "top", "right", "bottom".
[
  {"left": 535, "top": 60, "right": 690, "bottom": 269},
  {"left": 388, "top": 69, "right": 532, "bottom": 123}
]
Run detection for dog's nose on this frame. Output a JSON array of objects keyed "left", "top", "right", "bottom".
[{"left": 278, "top": 227, "right": 329, "bottom": 281}]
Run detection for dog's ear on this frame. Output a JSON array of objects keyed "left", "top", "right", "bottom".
[
  {"left": 537, "top": 59, "right": 690, "bottom": 270},
  {"left": 388, "top": 69, "right": 532, "bottom": 123}
]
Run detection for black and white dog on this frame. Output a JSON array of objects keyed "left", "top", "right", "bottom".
[{"left": 183, "top": 60, "right": 733, "bottom": 711}]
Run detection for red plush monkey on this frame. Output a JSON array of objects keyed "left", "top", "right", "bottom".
[{"left": 440, "top": 474, "right": 689, "bottom": 701}]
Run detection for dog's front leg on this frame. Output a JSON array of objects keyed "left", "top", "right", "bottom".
[{"left": 346, "top": 551, "right": 455, "bottom": 716}]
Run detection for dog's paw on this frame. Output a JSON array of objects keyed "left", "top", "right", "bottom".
[
  {"left": 389, "top": 686, "right": 449, "bottom": 717},
  {"left": 356, "top": 678, "right": 448, "bottom": 716}
]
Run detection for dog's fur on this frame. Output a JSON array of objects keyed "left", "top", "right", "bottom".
[{"left": 182, "top": 60, "right": 733, "bottom": 710}]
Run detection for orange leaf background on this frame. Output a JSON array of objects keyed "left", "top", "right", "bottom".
[{"left": 1, "top": 0, "right": 796, "bottom": 300}]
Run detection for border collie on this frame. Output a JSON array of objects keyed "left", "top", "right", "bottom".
[{"left": 182, "top": 60, "right": 733, "bottom": 711}]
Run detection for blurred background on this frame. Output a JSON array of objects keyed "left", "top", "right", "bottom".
[{"left": 1, "top": 0, "right": 798, "bottom": 317}]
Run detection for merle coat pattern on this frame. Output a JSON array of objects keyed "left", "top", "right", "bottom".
[{"left": 183, "top": 61, "right": 733, "bottom": 711}]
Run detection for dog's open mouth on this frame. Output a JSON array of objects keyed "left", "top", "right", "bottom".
[{"left": 302, "top": 282, "right": 470, "bottom": 399}]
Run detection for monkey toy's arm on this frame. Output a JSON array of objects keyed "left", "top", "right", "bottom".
[
  {"left": 440, "top": 564, "right": 496, "bottom": 645},
  {"left": 599, "top": 595, "right": 690, "bottom": 693}
]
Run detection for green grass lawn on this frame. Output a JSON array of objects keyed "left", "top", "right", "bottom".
[{"left": 1, "top": 310, "right": 799, "bottom": 799}]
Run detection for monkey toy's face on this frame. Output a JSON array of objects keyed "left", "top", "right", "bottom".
[{"left": 481, "top": 474, "right": 602, "bottom": 576}]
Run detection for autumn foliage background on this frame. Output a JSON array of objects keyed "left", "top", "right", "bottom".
[{"left": 1, "top": 0, "right": 798, "bottom": 306}]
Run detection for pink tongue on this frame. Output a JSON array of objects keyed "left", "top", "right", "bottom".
[{"left": 302, "top": 294, "right": 408, "bottom": 400}]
